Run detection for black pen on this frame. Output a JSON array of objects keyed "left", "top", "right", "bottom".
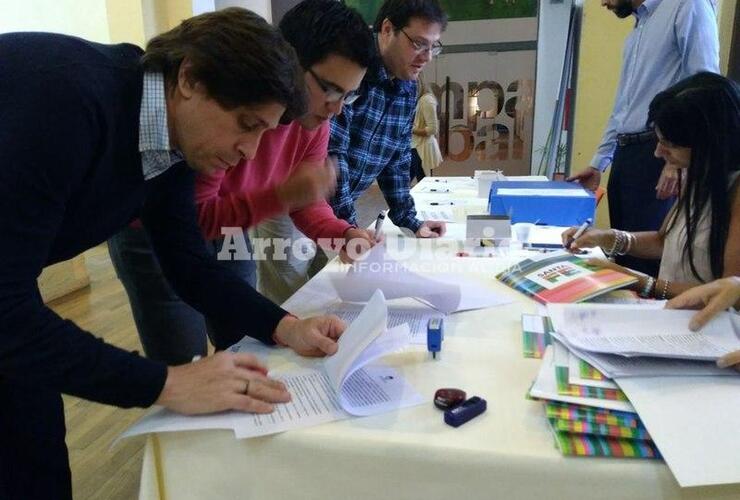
[{"left": 430, "top": 202, "right": 454, "bottom": 206}]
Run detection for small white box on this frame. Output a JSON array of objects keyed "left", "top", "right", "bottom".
[{"left": 466, "top": 215, "right": 511, "bottom": 246}]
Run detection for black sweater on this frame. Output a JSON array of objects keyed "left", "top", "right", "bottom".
[{"left": 0, "top": 32, "right": 287, "bottom": 408}]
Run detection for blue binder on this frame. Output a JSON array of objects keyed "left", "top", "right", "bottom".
[{"left": 488, "top": 181, "right": 595, "bottom": 226}]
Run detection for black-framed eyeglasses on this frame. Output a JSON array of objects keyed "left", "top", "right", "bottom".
[
  {"left": 399, "top": 28, "right": 443, "bottom": 56},
  {"left": 306, "top": 67, "right": 360, "bottom": 104}
]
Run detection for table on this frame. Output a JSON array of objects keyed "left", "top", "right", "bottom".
[{"left": 138, "top": 177, "right": 740, "bottom": 499}]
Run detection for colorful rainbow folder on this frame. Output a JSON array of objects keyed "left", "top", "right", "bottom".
[
  {"left": 552, "top": 430, "right": 661, "bottom": 458},
  {"left": 496, "top": 253, "right": 637, "bottom": 304}
]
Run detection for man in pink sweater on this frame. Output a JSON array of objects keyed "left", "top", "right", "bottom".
[{"left": 108, "top": 0, "right": 375, "bottom": 364}]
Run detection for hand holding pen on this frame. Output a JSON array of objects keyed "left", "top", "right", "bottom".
[
  {"left": 373, "top": 210, "right": 386, "bottom": 242},
  {"left": 562, "top": 218, "right": 592, "bottom": 250}
]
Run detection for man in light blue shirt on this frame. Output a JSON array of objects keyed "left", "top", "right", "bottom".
[{"left": 568, "top": 0, "right": 719, "bottom": 276}]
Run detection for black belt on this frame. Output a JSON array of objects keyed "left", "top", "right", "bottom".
[{"left": 616, "top": 130, "right": 656, "bottom": 147}]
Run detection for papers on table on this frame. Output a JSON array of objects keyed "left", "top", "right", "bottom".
[
  {"left": 326, "top": 302, "right": 440, "bottom": 345},
  {"left": 617, "top": 376, "right": 740, "bottom": 487},
  {"left": 567, "top": 343, "right": 734, "bottom": 379},
  {"left": 417, "top": 208, "right": 455, "bottom": 222},
  {"left": 120, "top": 290, "right": 424, "bottom": 441},
  {"left": 331, "top": 245, "right": 513, "bottom": 314},
  {"left": 547, "top": 303, "right": 740, "bottom": 361}
]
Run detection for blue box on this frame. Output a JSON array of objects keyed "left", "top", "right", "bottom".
[{"left": 488, "top": 181, "right": 595, "bottom": 226}]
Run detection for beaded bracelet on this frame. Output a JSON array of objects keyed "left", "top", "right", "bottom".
[{"left": 658, "top": 279, "right": 670, "bottom": 300}]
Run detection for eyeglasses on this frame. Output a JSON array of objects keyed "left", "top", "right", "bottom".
[
  {"left": 306, "top": 67, "right": 360, "bottom": 105},
  {"left": 399, "top": 28, "right": 443, "bottom": 57}
]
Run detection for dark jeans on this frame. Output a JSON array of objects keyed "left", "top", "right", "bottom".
[
  {"left": 607, "top": 139, "right": 675, "bottom": 276},
  {"left": 410, "top": 148, "right": 426, "bottom": 183},
  {"left": 0, "top": 380, "right": 71, "bottom": 500},
  {"left": 108, "top": 225, "right": 256, "bottom": 365}
]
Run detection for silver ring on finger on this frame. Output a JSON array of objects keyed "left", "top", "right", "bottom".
[{"left": 242, "top": 380, "right": 250, "bottom": 396}]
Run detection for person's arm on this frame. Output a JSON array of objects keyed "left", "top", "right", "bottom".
[
  {"left": 194, "top": 167, "right": 288, "bottom": 241},
  {"left": 290, "top": 199, "right": 352, "bottom": 242},
  {"left": 675, "top": 0, "right": 720, "bottom": 75},
  {"left": 142, "top": 164, "right": 288, "bottom": 348},
  {"left": 563, "top": 228, "right": 665, "bottom": 259},
  {"left": 376, "top": 147, "right": 422, "bottom": 234},
  {"left": 0, "top": 77, "right": 167, "bottom": 408},
  {"left": 328, "top": 106, "right": 360, "bottom": 226},
  {"left": 375, "top": 108, "right": 423, "bottom": 234},
  {"left": 568, "top": 52, "right": 634, "bottom": 190},
  {"left": 285, "top": 123, "right": 352, "bottom": 241}
]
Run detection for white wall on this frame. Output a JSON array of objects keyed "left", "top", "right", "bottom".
[
  {"left": 0, "top": 0, "right": 110, "bottom": 42},
  {"left": 194, "top": 0, "right": 272, "bottom": 22},
  {"left": 531, "top": 0, "right": 574, "bottom": 174}
]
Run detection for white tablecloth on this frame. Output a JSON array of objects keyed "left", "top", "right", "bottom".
[{"left": 138, "top": 177, "right": 740, "bottom": 499}]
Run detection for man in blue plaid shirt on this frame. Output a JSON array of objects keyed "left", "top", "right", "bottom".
[
  {"left": 329, "top": 0, "right": 447, "bottom": 238},
  {"left": 255, "top": 0, "right": 448, "bottom": 304}
]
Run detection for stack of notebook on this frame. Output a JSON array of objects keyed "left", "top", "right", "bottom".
[{"left": 522, "top": 314, "right": 661, "bottom": 459}]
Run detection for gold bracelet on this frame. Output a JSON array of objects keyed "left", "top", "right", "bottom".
[{"left": 658, "top": 279, "right": 670, "bottom": 300}]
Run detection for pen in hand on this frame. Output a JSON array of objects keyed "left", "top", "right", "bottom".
[
  {"left": 566, "top": 218, "right": 592, "bottom": 250},
  {"left": 373, "top": 210, "right": 386, "bottom": 242}
]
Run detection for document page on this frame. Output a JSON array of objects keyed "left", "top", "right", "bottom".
[
  {"left": 327, "top": 303, "right": 441, "bottom": 345},
  {"left": 564, "top": 342, "right": 735, "bottom": 379},
  {"left": 547, "top": 304, "right": 740, "bottom": 360},
  {"left": 233, "top": 369, "right": 347, "bottom": 439},
  {"left": 417, "top": 208, "right": 455, "bottom": 222}
]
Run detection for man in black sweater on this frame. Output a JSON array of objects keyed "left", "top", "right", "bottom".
[{"left": 0, "top": 8, "right": 345, "bottom": 499}]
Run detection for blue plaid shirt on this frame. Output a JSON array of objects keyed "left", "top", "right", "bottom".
[{"left": 328, "top": 60, "right": 421, "bottom": 232}]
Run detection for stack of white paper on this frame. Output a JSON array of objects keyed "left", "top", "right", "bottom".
[
  {"left": 120, "top": 290, "right": 424, "bottom": 441},
  {"left": 547, "top": 303, "right": 740, "bottom": 361}
]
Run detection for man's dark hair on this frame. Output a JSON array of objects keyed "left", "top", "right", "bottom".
[
  {"left": 279, "top": 0, "right": 375, "bottom": 70},
  {"left": 141, "top": 7, "right": 306, "bottom": 120},
  {"left": 372, "top": 0, "right": 448, "bottom": 33}
]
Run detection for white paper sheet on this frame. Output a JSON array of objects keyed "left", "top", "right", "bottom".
[
  {"left": 232, "top": 369, "right": 347, "bottom": 439},
  {"left": 618, "top": 376, "right": 740, "bottom": 487},
  {"left": 417, "top": 208, "right": 455, "bottom": 222},
  {"left": 327, "top": 302, "right": 440, "bottom": 345},
  {"left": 547, "top": 304, "right": 740, "bottom": 360},
  {"left": 528, "top": 347, "right": 636, "bottom": 413},
  {"left": 281, "top": 271, "right": 340, "bottom": 316},
  {"left": 118, "top": 409, "right": 237, "bottom": 440},
  {"left": 324, "top": 290, "right": 388, "bottom": 387},
  {"left": 121, "top": 291, "right": 424, "bottom": 440},
  {"left": 332, "top": 245, "right": 512, "bottom": 314},
  {"left": 562, "top": 340, "right": 735, "bottom": 378}
]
